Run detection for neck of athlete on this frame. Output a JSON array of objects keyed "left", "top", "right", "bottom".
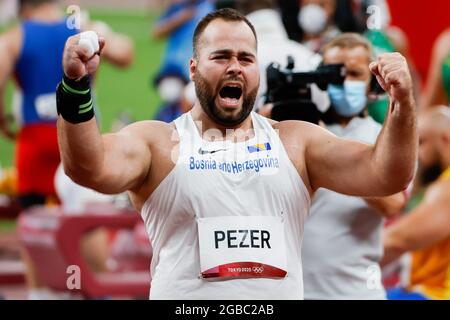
[
  {"left": 190, "top": 103, "right": 255, "bottom": 142},
  {"left": 21, "top": 3, "right": 63, "bottom": 22}
]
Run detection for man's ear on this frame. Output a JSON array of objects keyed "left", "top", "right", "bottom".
[{"left": 189, "top": 58, "right": 197, "bottom": 81}]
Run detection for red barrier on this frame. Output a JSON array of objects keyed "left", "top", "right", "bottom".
[
  {"left": 387, "top": 0, "right": 450, "bottom": 82},
  {"left": 17, "top": 206, "right": 151, "bottom": 299},
  {"left": 0, "top": 201, "right": 21, "bottom": 220}
]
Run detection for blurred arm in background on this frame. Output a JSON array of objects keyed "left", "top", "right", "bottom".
[
  {"left": 0, "top": 26, "right": 21, "bottom": 140},
  {"left": 83, "top": 17, "right": 134, "bottom": 68},
  {"left": 421, "top": 28, "right": 450, "bottom": 110},
  {"left": 152, "top": 0, "right": 196, "bottom": 40},
  {"left": 382, "top": 179, "right": 450, "bottom": 265}
]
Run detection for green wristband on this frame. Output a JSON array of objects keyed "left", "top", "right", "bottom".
[{"left": 56, "top": 74, "right": 94, "bottom": 124}]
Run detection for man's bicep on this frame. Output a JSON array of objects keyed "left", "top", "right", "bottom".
[
  {"left": 305, "top": 124, "right": 375, "bottom": 195},
  {"left": 99, "top": 130, "right": 151, "bottom": 193}
]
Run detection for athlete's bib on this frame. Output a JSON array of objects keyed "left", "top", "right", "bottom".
[{"left": 198, "top": 216, "right": 287, "bottom": 280}]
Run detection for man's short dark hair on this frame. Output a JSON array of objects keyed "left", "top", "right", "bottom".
[
  {"left": 193, "top": 8, "right": 257, "bottom": 59},
  {"left": 322, "top": 33, "right": 374, "bottom": 62},
  {"left": 237, "top": 0, "right": 276, "bottom": 16},
  {"left": 19, "top": 0, "right": 57, "bottom": 11}
]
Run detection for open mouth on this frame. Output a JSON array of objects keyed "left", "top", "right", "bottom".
[{"left": 218, "top": 84, "right": 243, "bottom": 108}]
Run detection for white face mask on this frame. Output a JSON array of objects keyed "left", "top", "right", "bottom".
[
  {"left": 327, "top": 80, "right": 368, "bottom": 117},
  {"left": 298, "top": 4, "right": 328, "bottom": 35},
  {"left": 158, "top": 77, "right": 185, "bottom": 103},
  {"left": 183, "top": 81, "right": 197, "bottom": 107}
]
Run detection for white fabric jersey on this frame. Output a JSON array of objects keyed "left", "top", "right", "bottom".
[
  {"left": 302, "top": 116, "right": 386, "bottom": 300},
  {"left": 140, "top": 112, "right": 310, "bottom": 299}
]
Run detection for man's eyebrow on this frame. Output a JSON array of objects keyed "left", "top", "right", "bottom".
[
  {"left": 239, "top": 51, "right": 256, "bottom": 59},
  {"left": 209, "top": 49, "right": 256, "bottom": 59}
]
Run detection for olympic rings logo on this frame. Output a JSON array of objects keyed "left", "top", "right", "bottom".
[{"left": 252, "top": 266, "right": 264, "bottom": 273}]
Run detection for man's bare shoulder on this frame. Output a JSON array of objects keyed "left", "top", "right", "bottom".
[
  {"left": 272, "top": 119, "right": 325, "bottom": 142},
  {"left": 115, "top": 120, "right": 177, "bottom": 142},
  {"left": 120, "top": 119, "right": 175, "bottom": 131}
]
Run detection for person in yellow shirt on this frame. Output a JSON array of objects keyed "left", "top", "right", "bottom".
[
  {"left": 383, "top": 106, "right": 450, "bottom": 300},
  {"left": 0, "top": 165, "right": 17, "bottom": 196}
]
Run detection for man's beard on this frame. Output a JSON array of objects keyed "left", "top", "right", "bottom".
[{"left": 194, "top": 71, "right": 258, "bottom": 127}]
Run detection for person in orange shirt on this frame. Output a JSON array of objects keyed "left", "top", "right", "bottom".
[{"left": 383, "top": 106, "right": 450, "bottom": 300}]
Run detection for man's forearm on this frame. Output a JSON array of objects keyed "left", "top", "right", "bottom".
[
  {"left": 373, "top": 97, "right": 418, "bottom": 194},
  {"left": 57, "top": 117, "right": 105, "bottom": 187}
]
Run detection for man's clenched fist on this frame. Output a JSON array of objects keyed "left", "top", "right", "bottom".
[
  {"left": 62, "top": 32, "right": 105, "bottom": 80},
  {"left": 369, "top": 52, "right": 413, "bottom": 105}
]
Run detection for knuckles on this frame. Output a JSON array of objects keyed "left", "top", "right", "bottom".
[
  {"left": 377, "top": 53, "right": 411, "bottom": 84},
  {"left": 377, "top": 52, "right": 407, "bottom": 68}
]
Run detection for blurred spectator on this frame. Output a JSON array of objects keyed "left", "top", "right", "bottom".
[
  {"left": 154, "top": 72, "right": 188, "bottom": 122},
  {"left": 180, "top": 81, "right": 197, "bottom": 113},
  {"left": 0, "top": 0, "right": 78, "bottom": 209},
  {"left": 0, "top": 0, "right": 134, "bottom": 299},
  {"left": 277, "top": 0, "right": 301, "bottom": 42},
  {"left": 236, "top": 0, "right": 322, "bottom": 111},
  {"left": 0, "top": 0, "right": 18, "bottom": 27},
  {"left": 55, "top": 165, "right": 118, "bottom": 214},
  {"left": 152, "top": 0, "right": 213, "bottom": 84},
  {"left": 421, "top": 28, "right": 450, "bottom": 110},
  {"left": 54, "top": 164, "right": 128, "bottom": 277},
  {"left": 302, "top": 33, "right": 406, "bottom": 299},
  {"left": 0, "top": 0, "right": 78, "bottom": 300},
  {"left": 57, "top": 166, "right": 112, "bottom": 271},
  {"left": 60, "top": 0, "right": 134, "bottom": 69},
  {"left": 297, "top": 0, "right": 363, "bottom": 53},
  {"left": 152, "top": 0, "right": 212, "bottom": 121},
  {"left": 383, "top": 106, "right": 450, "bottom": 300},
  {"left": 79, "top": 10, "right": 134, "bottom": 69},
  {"left": 155, "top": 79, "right": 197, "bottom": 122},
  {"left": 0, "top": 1, "right": 134, "bottom": 209}
]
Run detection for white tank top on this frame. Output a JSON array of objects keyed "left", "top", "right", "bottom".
[
  {"left": 140, "top": 112, "right": 310, "bottom": 299},
  {"left": 302, "top": 117, "right": 385, "bottom": 300}
]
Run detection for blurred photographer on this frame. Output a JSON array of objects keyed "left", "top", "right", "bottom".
[
  {"left": 301, "top": 33, "right": 407, "bottom": 299},
  {"left": 236, "top": 0, "right": 321, "bottom": 111}
]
